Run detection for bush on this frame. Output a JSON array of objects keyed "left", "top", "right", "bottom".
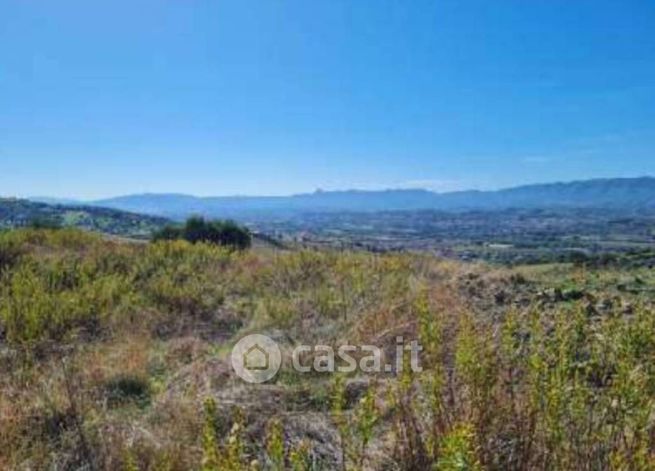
[
  {"left": 150, "top": 225, "right": 183, "bottom": 242},
  {"left": 104, "top": 373, "right": 151, "bottom": 407},
  {"left": 28, "top": 217, "right": 63, "bottom": 230},
  {"left": 0, "top": 234, "right": 22, "bottom": 272},
  {"left": 152, "top": 217, "right": 251, "bottom": 250},
  {"left": 0, "top": 260, "right": 136, "bottom": 345}
]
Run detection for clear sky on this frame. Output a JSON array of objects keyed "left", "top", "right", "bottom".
[{"left": 2, "top": 0, "right": 655, "bottom": 199}]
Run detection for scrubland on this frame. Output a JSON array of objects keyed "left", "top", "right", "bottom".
[{"left": 1, "top": 228, "right": 655, "bottom": 470}]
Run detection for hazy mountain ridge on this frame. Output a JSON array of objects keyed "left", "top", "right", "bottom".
[{"left": 29, "top": 177, "right": 655, "bottom": 219}]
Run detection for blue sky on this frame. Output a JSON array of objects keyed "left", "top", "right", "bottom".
[{"left": 1, "top": 0, "right": 654, "bottom": 198}]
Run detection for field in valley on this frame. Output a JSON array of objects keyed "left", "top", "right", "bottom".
[{"left": 250, "top": 208, "right": 655, "bottom": 267}]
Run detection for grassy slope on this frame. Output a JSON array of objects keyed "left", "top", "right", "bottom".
[
  {"left": 0, "top": 198, "right": 169, "bottom": 238},
  {"left": 1, "top": 229, "right": 655, "bottom": 470}
]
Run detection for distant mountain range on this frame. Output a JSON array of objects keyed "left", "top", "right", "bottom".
[{"left": 29, "top": 177, "right": 655, "bottom": 220}]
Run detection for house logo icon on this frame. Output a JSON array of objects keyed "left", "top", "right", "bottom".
[
  {"left": 231, "top": 334, "right": 281, "bottom": 383},
  {"left": 244, "top": 344, "right": 269, "bottom": 371}
]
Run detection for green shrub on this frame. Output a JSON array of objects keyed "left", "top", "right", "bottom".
[
  {"left": 28, "top": 217, "right": 63, "bottom": 230},
  {"left": 0, "top": 254, "right": 136, "bottom": 345},
  {"left": 0, "top": 234, "right": 22, "bottom": 272},
  {"left": 152, "top": 217, "right": 251, "bottom": 250},
  {"left": 105, "top": 373, "right": 151, "bottom": 407},
  {"left": 436, "top": 424, "right": 481, "bottom": 471}
]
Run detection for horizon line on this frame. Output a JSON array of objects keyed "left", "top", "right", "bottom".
[{"left": 16, "top": 174, "right": 655, "bottom": 202}]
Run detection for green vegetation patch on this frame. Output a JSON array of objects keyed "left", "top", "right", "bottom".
[{"left": 153, "top": 216, "right": 252, "bottom": 250}]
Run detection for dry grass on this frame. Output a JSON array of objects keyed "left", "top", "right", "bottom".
[{"left": 1, "top": 228, "right": 655, "bottom": 469}]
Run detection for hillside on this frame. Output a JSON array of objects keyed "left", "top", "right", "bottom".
[
  {"left": 60, "top": 177, "right": 655, "bottom": 219},
  {"left": 1, "top": 229, "right": 655, "bottom": 469},
  {"left": 0, "top": 198, "right": 169, "bottom": 238}
]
